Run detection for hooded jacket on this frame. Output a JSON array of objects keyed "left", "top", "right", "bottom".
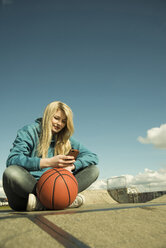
[{"left": 6, "top": 119, "right": 99, "bottom": 180}]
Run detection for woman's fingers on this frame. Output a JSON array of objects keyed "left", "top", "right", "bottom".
[
  {"left": 50, "top": 155, "right": 75, "bottom": 168},
  {"left": 59, "top": 156, "right": 75, "bottom": 164},
  {"left": 59, "top": 155, "right": 74, "bottom": 160},
  {"left": 59, "top": 159, "right": 75, "bottom": 165}
]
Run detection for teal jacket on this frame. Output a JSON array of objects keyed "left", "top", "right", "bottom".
[{"left": 6, "top": 119, "right": 99, "bottom": 180}]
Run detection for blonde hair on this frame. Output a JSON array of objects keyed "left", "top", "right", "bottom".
[{"left": 37, "top": 101, "right": 74, "bottom": 158}]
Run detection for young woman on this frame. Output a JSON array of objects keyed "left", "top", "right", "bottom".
[{"left": 3, "top": 101, "right": 99, "bottom": 211}]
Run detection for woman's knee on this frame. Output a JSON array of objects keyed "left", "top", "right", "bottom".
[
  {"left": 3, "top": 166, "right": 29, "bottom": 211},
  {"left": 87, "top": 164, "right": 100, "bottom": 180},
  {"left": 74, "top": 165, "right": 99, "bottom": 192},
  {"left": 3, "top": 165, "right": 31, "bottom": 191},
  {"left": 3, "top": 165, "right": 37, "bottom": 197},
  {"left": 3, "top": 165, "right": 24, "bottom": 182},
  {"left": 75, "top": 164, "right": 99, "bottom": 183}
]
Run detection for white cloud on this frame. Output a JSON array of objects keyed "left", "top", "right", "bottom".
[
  {"left": 90, "top": 168, "right": 166, "bottom": 192},
  {"left": 108, "top": 168, "right": 166, "bottom": 192},
  {"left": 88, "top": 179, "right": 107, "bottom": 190},
  {"left": 138, "top": 124, "right": 166, "bottom": 149},
  {"left": 0, "top": 180, "right": 6, "bottom": 198},
  {"left": 126, "top": 168, "right": 166, "bottom": 191},
  {"left": 0, "top": 188, "right": 6, "bottom": 197}
]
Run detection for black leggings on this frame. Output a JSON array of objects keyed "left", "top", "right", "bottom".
[{"left": 3, "top": 165, "right": 99, "bottom": 211}]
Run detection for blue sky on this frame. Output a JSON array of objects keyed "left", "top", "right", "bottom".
[{"left": 0, "top": 0, "right": 166, "bottom": 181}]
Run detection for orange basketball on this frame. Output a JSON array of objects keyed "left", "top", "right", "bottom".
[{"left": 36, "top": 168, "right": 78, "bottom": 210}]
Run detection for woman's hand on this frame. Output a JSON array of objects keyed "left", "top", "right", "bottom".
[
  {"left": 40, "top": 155, "right": 75, "bottom": 169},
  {"left": 64, "top": 164, "right": 75, "bottom": 172}
]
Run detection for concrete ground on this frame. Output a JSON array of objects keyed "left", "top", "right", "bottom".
[{"left": 0, "top": 190, "right": 166, "bottom": 248}]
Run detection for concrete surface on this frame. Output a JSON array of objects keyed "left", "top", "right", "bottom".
[{"left": 0, "top": 190, "right": 166, "bottom": 248}]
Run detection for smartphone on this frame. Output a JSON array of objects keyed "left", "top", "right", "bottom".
[{"left": 67, "top": 149, "right": 79, "bottom": 159}]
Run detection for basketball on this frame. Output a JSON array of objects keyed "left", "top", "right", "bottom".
[{"left": 36, "top": 168, "right": 78, "bottom": 210}]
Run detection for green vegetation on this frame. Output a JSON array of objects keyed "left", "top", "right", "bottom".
[{"left": 0, "top": 205, "right": 11, "bottom": 210}]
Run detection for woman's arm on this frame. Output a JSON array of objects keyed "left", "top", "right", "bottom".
[
  {"left": 70, "top": 137, "right": 99, "bottom": 172},
  {"left": 40, "top": 155, "right": 75, "bottom": 169},
  {"left": 6, "top": 124, "right": 75, "bottom": 171},
  {"left": 6, "top": 124, "right": 41, "bottom": 171}
]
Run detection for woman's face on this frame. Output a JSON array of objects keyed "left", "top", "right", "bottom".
[{"left": 51, "top": 109, "right": 67, "bottom": 133}]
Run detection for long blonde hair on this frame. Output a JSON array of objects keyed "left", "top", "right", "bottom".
[{"left": 37, "top": 101, "right": 74, "bottom": 158}]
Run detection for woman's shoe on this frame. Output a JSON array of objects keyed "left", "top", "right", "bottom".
[
  {"left": 69, "top": 194, "right": 85, "bottom": 208},
  {"left": 26, "top": 193, "right": 45, "bottom": 211}
]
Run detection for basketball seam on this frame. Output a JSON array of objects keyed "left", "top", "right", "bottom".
[
  {"left": 38, "top": 171, "right": 59, "bottom": 196},
  {"left": 52, "top": 173, "right": 77, "bottom": 209},
  {"left": 38, "top": 168, "right": 67, "bottom": 196},
  {"left": 37, "top": 169, "right": 78, "bottom": 210},
  {"left": 52, "top": 175, "right": 60, "bottom": 209},
  {"left": 60, "top": 174, "right": 71, "bottom": 207},
  {"left": 57, "top": 173, "right": 78, "bottom": 186},
  {"left": 52, "top": 172, "right": 71, "bottom": 209}
]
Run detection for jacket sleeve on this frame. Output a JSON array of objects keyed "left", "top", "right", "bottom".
[
  {"left": 70, "top": 138, "right": 99, "bottom": 172},
  {"left": 6, "top": 125, "right": 41, "bottom": 171}
]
